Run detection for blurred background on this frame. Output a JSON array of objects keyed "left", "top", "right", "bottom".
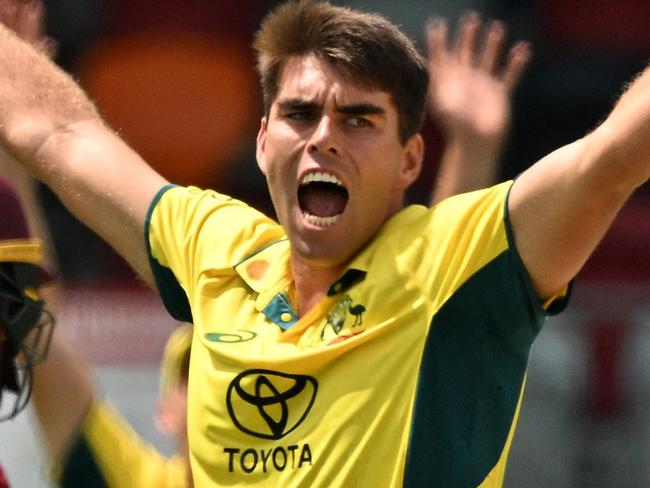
[{"left": 0, "top": 0, "right": 648, "bottom": 486}]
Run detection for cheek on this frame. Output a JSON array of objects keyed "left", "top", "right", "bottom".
[
  {"left": 263, "top": 162, "right": 284, "bottom": 195},
  {"left": 353, "top": 135, "right": 402, "bottom": 166},
  {"left": 364, "top": 150, "right": 404, "bottom": 186},
  {"left": 263, "top": 135, "right": 289, "bottom": 178},
  {"left": 265, "top": 135, "right": 303, "bottom": 186}
]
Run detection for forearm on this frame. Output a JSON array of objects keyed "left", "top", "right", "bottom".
[
  {"left": 32, "top": 337, "right": 94, "bottom": 467},
  {"left": 430, "top": 133, "right": 502, "bottom": 204},
  {"left": 588, "top": 64, "right": 650, "bottom": 191},
  {"left": 0, "top": 24, "right": 99, "bottom": 174},
  {"left": 32, "top": 120, "right": 160, "bottom": 285}
]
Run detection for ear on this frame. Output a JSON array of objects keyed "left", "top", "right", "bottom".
[
  {"left": 396, "top": 133, "right": 424, "bottom": 190},
  {"left": 256, "top": 117, "right": 268, "bottom": 175}
]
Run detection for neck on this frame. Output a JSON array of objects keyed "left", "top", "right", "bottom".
[{"left": 291, "top": 253, "right": 345, "bottom": 316}]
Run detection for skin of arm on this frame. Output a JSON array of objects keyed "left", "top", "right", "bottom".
[
  {"left": 0, "top": 23, "right": 168, "bottom": 284},
  {"left": 426, "top": 12, "right": 530, "bottom": 205},
  {"left": 31, "top": 336, "right": 94, "bottom": 467},
  {"left": 509, "top": 65, "right": 650, "bottom": 300}
]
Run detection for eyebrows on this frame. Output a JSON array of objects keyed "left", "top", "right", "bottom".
[{"left": 276, "top": 98, "right": 386, "bottom": 117}]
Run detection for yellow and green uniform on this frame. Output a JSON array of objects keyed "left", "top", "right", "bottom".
[
  {"left": 56, "top": 402, "right": 188, "bottom": 487},
  {"left": 146, "top": 181, "right": 568, "bottom": 487}
]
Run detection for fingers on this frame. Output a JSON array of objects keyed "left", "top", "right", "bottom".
[
  {"left": 454, "top": 11, "right": 481, "bottom": 65},
  {"left": 0, "top": 0, "right": 20, "bottom": 29},
  {"left": 501, "top": 41, "right": 532, "bottom": 90},
  {"left": 479, "top": 20, "right": 506, "bottom": 74},
  {"left": 426, "top": 17, "right": 448, "bottom": 69},
  {"left": 0, "top": 0, "right": 54, "bottom": 57},
  {"left": 19, "top": 0, "right": 45, "bottom": 42},
  {"left": 26, "top": 0, "right": 57, "bottom": 57},
  {"left": 426, "top": 10, "right": 532, "bottom": 87}
]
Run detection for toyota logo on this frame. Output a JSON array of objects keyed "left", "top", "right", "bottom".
[{"left": 226, "top": 370, "right": 318, "bottom": 440}]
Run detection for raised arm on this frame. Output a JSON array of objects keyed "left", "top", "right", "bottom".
[
  {"left": 0, "top": 17, "right": 167, "bottom": 284},
  {"left": 426, "top": 12, "right": 530, "bottom": 204},
  {"left": 509, "top": 65, "right": 650, "bottom": 300}
]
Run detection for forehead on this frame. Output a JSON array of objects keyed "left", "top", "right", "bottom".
[{"left": 275, "top": 55, "right": 394, "bottom": 110}]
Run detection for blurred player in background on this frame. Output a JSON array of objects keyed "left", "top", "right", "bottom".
[
  {"left": 0, "top": 3, "right": 57, "bottom": 468},
  {"left": 33, "top": 324, "right": 193, "bottom": 488},
  {"left": 0, "top": 177, "right": 55, "bottom": 487}
]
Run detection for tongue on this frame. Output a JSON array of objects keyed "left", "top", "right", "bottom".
[{"left": 299, "top": 183, "right": 348, "bottom": 217}]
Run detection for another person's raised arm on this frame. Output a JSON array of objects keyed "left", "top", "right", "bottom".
[{"left": 426, "top": 12, "right": 530, "bottom": 204}]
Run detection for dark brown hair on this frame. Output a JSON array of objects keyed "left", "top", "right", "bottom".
[{"left": 253, "top": 0, "right": 429, "bottom": 143}]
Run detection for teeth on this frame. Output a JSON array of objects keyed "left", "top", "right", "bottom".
[
  {"left": 303, "top": 213, "right": 341, "bottom": 227},
  {"left": 301, "top": 172, "right": 343, "bottom": 186}
]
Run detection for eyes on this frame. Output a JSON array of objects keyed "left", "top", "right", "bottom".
[
  {"left": 284, "top": 110, "right": 317, "bottom": 123},
  {"left": 282, "top": 110, "right": 374, "bottom": 130},
  {"left": 345, "top": 116, "right": 373, "bottom": 129}
]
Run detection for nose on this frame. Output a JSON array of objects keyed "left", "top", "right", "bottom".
[{"left": 308, "top": 116, "right": 339, "bottom": 156}]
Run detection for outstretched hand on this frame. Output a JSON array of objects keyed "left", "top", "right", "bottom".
[
  {"left": 0, "top": 0, "right": 55, "bottom": 56},
  {"left": 426, "top": 11, "right": 530, "bottom": 146}
]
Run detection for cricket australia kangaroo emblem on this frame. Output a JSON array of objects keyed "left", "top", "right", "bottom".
[{"left": 321, "top": 294, "right": 366, "bottom": 342}]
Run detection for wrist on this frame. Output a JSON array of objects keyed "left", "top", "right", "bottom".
[{"left": 443, "top": 132, "right": 503, "bottom": 162}]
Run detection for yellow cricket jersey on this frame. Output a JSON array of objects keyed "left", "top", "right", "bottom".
[
  {"left": 56, "top": 402, "right": 188, "bottom": 487},
  {"left": 146, "top": 181, "right": 567, "bottom": 487}
]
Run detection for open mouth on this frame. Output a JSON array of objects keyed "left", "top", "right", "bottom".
[{"left": 298, "top": 172, "right": 349, "bottom": 227}]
